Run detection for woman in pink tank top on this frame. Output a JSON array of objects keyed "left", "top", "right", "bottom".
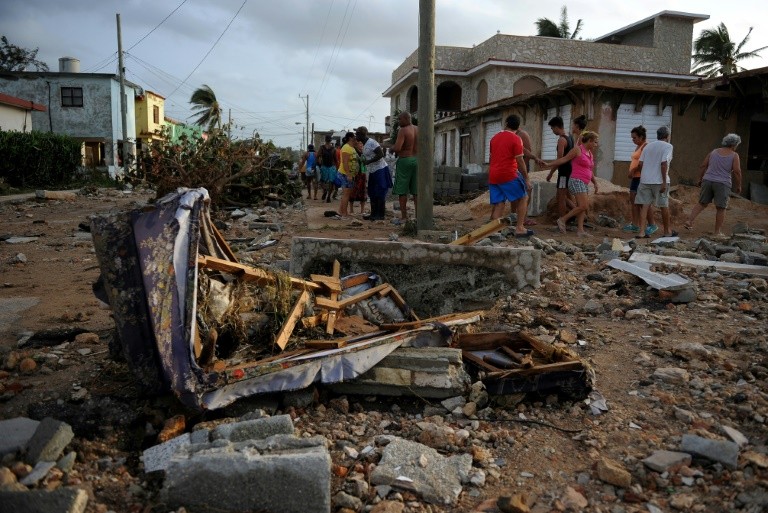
[{"left": 542, "top": 132, "right": 600, "bottom": 237}]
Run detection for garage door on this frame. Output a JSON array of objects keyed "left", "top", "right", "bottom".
[{"left": 615, "top": 104, "right": 672, "bottom": 161}]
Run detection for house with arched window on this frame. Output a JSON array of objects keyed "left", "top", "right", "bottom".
[{"left": 383, "top": 11, "right": 734, "bottom": 187}]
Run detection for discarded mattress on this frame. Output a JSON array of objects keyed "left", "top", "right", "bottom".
[{"left": 90, "top": 188, "right": 474, "bottom": 409}]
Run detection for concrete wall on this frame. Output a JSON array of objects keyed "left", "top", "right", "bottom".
[
  {"left": 0, "top": 105, "right": 29, "bottom": 132},
  {"left": 290, "top": 238, "right": 540, "bottom": 317},
  {"left": 136, "top": 91, "right": 164, "bottom": 143},
  {"left": 391, "top": 13, "right": 696, "bottom": 85}
]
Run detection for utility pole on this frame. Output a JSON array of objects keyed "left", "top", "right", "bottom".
[
  {"left": 299, "top": 93, "right": 309, "bottom": 149},
  {"left": 116, "top": 14, "right": 131, "bottom": 176},
  {"left": 416, "top": 0, "right": 435, "bottom": 231},
  {"left": 227, "top": 108, "right": 232, "bottom": 139}
]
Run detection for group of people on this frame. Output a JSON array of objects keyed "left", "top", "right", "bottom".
[
  {"left": 297, "top": 111, "right": 420, "bottom": 224},
  {"left": 488, "top": 112, "right": 743, "bottom": 238}
]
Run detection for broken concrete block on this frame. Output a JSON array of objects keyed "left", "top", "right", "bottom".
[
  {"left": 370, "top": 437, "right": 472, "bottom": 505},
  {"left": 162, "top": 437, "right": 331, "bottom": 513},
  {"left": 291, "top": 237, "right": 541, "bottom": 316},
  {"left": 211, "top": 415, "right": 294, "bottom": 442},
  {"left": 35, "top": 190, "right": 77, "bottom": 201},
  {"left": 329, "top": 347, "right": 470, "bottom": 399},
  {"left": 0, "top": 417, "right": 40, "bottom": 457},
  {"left": 142, "top": 433, "right": 191, "bottom": 473},
  {"left": 642, "top": 450, "right": 692, "bottom": 472},
  {"left": 0, "top": 488, "right": 88, "bottom": 513},
  {"left": 681, "top": 434, "right": 740, "bottom": 469},
  {"left": 19, "top": 461, "right": 56, "bottom": 486},
  {"left": 25, "top": 417, "right": 74, "bottom": 464}
]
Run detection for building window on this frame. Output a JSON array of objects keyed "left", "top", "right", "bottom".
[
  {"left": 61, "top": 87, "right": 83, "bottom": 107},
  {"left": 477, "top": 80, "right": 488, "bottom": 107},
  {"left": 153, "top": 105, "right": 160, "bottom": 124}
]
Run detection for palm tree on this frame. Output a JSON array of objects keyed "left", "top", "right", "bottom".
[
  {"left": 189, "top": 84, "right": 222, "bottom": 130},
  {"left": 692, "top": 23, "right": 768, "bottom": 77},
  {"left": 535, "top": 6, "right": 583, "bottom": 39}
]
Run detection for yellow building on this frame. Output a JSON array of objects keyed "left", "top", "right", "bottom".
[{"left": 135, "top": 90, "right": 165, "bottom": 153}]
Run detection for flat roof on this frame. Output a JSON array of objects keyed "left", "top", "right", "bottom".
[{"left": 594, "top": 10, "right": 709, "bottom": 43}]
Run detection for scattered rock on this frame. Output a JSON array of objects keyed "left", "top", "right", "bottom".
[
  {"left": 681, "top": 434, "right": 739, "bottom": 469},
  {"left": 596, "top": 457, "right": 631, "bottom": 488}
]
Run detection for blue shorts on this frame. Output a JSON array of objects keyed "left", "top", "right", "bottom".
[
  {"left": 335, "top": 173, "right": 354, "bottom": 189},
  {"left": 490, "top": 175, "right": 527, "bottom": 204}
]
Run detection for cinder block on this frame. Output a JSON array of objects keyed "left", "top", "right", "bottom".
[
  {"left": 212, "top": 415, "right": 294, "bottom": 443},
  {"left": 0, "top": 417, "right": 40, "bottom": 457},
  {"left": 163, "top": 439, "right": 331, "bottom": 513},
  {"left": 0, "top": 488, "right": 88, "bottom": 513},
  {"left": 25, "top": 417, "right": 74, "bottom": 464},
  {"left": 372, "top": 368, "right": 412, "bottom": 386}
]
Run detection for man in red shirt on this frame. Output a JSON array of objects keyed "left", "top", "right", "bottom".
[{"left": 489, "top": 115, "right": 533, "bottom": 237}]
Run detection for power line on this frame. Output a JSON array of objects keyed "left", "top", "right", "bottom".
[
  {"left": 312, "top": 0, "right": 355, "bottom": 103},
  {"left": 166, "top": 0, "right": 248, "bottom": 101},
  {"left": 300, "top": 0, "right": 334, "bottom": 94},
  {"left": 127, "top": 0, "right": 188, "bottom": 51}
]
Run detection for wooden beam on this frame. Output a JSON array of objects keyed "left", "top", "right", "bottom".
[
  {"left": 274, "top": 290, "right": 311, "bottom": 350},
  {"left": 679, "top": 95, "right": 696, "bottom": 116},
  {"left": 301, "top": 311, "right": 328, "bottom": 328},
  {"left": 310, "top": 274, "right": 342, "bottom": 292},
  {"left": 197, "top": 255, "right": 321, "bottom": 292},
  {"left": 341, "top": 273, "right": 372, "bottom": 290},
  {"left": 380, "top": 310, "right": 485, "bottom": 332},
  {"left": 315, "top": 284, "right": 391, "bottom": 310},
  {"left": 210, "top": 222, "right": 238, "bottom": 263},
  {"left": 450, "top": 217, "right": 510, "bottom": 246},
  {"left": 304, "top": 339, "right": 347, "bottom": 349},
  {"left": 487, "top": 360, "right": 584, "bottom": 379},
  {"left": 326, "top": 260, "right": 342, "bottom": 335}
]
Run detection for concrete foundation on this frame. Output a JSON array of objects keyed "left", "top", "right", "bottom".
[
  {"left": 527, "top": 181, "right": 556, "bottom": 217},
  {"left": 329, "top": 347, "right": 470, "bottom": 399},
  {"left": 290, "top": 237, "right": 540, "bottom": 317}
]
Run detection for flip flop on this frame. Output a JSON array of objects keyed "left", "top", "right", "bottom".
[
  {"left": 515, "top": 229, "right": 535, "bottom": 238},
  {"left": 556, "top": 218, "right": 566, "bottom": 233}
]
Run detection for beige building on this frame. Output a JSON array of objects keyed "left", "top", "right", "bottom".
[
  {"left": 383, "top": 11, "right": 734, "bottom": 187},
  {"left": 135, "top": 90, "right": 166, "bottom": 152}
]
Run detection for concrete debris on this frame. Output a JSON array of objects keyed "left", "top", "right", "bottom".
[
  {"left": 0, "top": 417, "right": 40, "bottom": 457},
  {"left": 24, "top": 417, "right": 74, "bottom": 465},
  {"left": 681, "top": 434, "right": 740, "bottom": 469},
  {"left": 0, "top": 488, "right": 88, "bottom": 513},
  {"left": 370, "top": 437, "right": 472, "bottom": 505}
]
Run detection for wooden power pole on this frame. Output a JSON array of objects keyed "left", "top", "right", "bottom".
[{"left": 116, "top": 14, "right": 132, "bottom": 176}]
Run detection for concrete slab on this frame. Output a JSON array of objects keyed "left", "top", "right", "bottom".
[
  {"left": 329, "top": 347, "right": 470, "bottom": 399},
  {"left": 750, "top": 182, "right": 768, "bottom": 205},
  {"left": 0, "top": 488, "right": 88, "bottom": 513},
  {"left": 291, "top": 237, "right": 540, "bottom": 316},
  {"left": 162, "top": 437, "right": 331, "bottom": 513},
  {"left": 527, "top": 181, "right": 557, "bottom": 217},
  {"left": 25, "top": 417, "right": 74, "bottom": 464},
  {"left": 0, "top": 417, "right": 40, "bottom": 457}
]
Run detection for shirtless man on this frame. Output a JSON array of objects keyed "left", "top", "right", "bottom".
[{"left": 390, "top": 111, "right": 418, "bottom": 224}]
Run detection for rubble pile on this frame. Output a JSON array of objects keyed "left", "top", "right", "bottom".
[{"left": 1, "top": 188, "right": 768, "bottom": 512}]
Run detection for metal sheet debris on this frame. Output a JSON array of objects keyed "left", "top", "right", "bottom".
[{"left": 607, "top": 259, "right": 691, "bottom": 291}]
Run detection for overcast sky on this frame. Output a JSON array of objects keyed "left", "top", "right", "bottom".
[{"left": 2, "top": 0, "right": 767, "bottom": 148}]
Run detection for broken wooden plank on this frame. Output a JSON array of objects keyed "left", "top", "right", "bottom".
[
  {"left": 274, "top": 290, "right": 311, "bottom": 350},
  {"left": 628, "top": 252, "right": 768, "bottom": 277},
  {"left": 340, "top": 273, "right": 373, "bottom": 290},
  {"left": 454, "top": 331, "right": 523, "bottom": 350},
  {"left": 326, "top": 260, "right": 342, "bottom": 335},
  {"left": 315, "top": 283, "right": 391, "bottom": 310},
  {"left": 488, "top": 360, "right": 584, "bottom": 379},
  {"left": 304, "top": 339, "right": 347, "bottom": 349},
  {"left": 301, "top": 312, "right": 328, "bottom": 329},
  {"left": 310, "top": 274, "right": 342, "bottom": 292},
  {"left": 333, "top": 315, "right": 381, "bottom": 337},
  {"left": 380, "top": 310, "right": 484, "bottom": 332},
  {"left": 463, "top": 350, "right": 501, "bottom": 372},
  {"left": 210, "top": 221, "right": 239, "bottom": 262},
  {"left": 197, "top": 255, "right": 322, "bottom": 291},
  {"left": 518, "top": 331, "right": 558, "bottom": 360},
  {"left": 449, "top": 218, "right": 510, "bottom": 246}
]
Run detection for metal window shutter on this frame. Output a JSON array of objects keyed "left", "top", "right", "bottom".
[
  {"left": 541, "top": 105, "right": 572, "bottom": 160},
  {"left": 614, "top": 104, "right": 672, "bottom": 161},
  {"left": 484, "top": 120, "right": 502, "bottom": 164}
]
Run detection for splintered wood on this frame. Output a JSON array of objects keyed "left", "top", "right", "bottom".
[{"left": 450, "top": 218, "right": 510, "bottom": 246}]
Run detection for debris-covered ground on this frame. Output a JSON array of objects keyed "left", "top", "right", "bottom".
[{"left": 1, "top": 181, "right": 768, "bottom": 513}]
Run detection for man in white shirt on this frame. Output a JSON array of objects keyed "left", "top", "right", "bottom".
[{"left": 636, "top": 126, "right": 676, "bottom": 238}]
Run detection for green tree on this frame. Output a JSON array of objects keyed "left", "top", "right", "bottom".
[
  {"left": 535, "top": 6, "right": 583, "bottom": 39},
  {"left": 692, "top": 23, "right": 768, "bottom": 77},
  {"left": 189, "top": 84, "right": 222, "bottom": 131},
  {"left": 0, "top": 35, "right": 49, "bottom": 71}
]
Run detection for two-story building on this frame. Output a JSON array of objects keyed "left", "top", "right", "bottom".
[
  {"left": 383, "top": 11, "right": 743, "bottom": 187},
  {"left": 0, "top": 57, "right": 138, "bottom": 176},
  {"left": 135, "top": 89, "right": 165, "bottom": 152}
]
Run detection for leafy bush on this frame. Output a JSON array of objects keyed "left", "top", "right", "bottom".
[
  {"left": 135, "top": 126, "right": 301, "bottom": 207},
  {"left": 0, "top": 130, "right": 82, "bottom": 188}
]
